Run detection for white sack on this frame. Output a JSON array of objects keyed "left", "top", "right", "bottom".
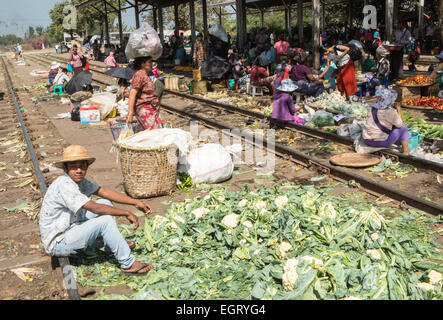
[
  {"left": 208, "top": 24, "right": 229, "bottom": 43},
  {"left": 81, "top": 92, "right": 117, "bottom": 118},
  {"left": 184, "top": 144, "right": 234, "bottom": 184},
  {"left": 125, "top": 22, "right": 163, "bottom": 60},
  {"left": 120, "top": 128, "right": 193, "bottom": 167}
]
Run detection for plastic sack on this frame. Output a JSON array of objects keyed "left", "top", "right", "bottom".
[
  {"left": 298, "top": 105, "right": 316, "bottom": 122},
  {"left": 208, "top": 24, "right": 228, "bottom": 43},
  {"left": 201, "top": 55, "right": 231, "bottom": 81},
  {"left": 120, "top": 128, "right": 194, "bottom": 168},
  {"left": 125, "top": 22, "right": 163, "bottom": 60},
  {"left": 312, "top": 110, "right": 335, "bottom": 127},
  {"left": 81, "top": 92, "right": 117, "bottom": 118},
  {"left": 184, "top": 144, "right": 234, "bottom": 184}
]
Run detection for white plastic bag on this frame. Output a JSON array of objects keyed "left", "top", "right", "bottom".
[
  {"left": 298, "top": 105, "right": 316, "bottom": 122},
  {"left": 208, "top": 24, "right": 229, "bottom": 43},
  {"left": 120, "top": 128, "right": 194, "bottom": 168},
  {"left": 184, "top": 144, "right": 234, "bottom": 184},
  {"left": 125, "top": 22, "right": 163, "bottom": 60},
  {"left": 81, "top": 92, "right": 117, "bottom": 118}
]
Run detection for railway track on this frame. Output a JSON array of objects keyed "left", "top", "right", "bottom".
[
  {"left": 26, "top": 53, "right": 443, "bottom": 216},
  {"left": 0, "top": 56, "right": 81, "bottom": 300},
  {"left": 34, "top": 53, "right": 443, "bottom": 173}
]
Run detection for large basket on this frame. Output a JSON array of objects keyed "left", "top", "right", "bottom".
[{"left": 118, "top": 143, "right": 178, "bottom": 198}]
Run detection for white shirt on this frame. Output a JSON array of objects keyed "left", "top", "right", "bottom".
[
  {"left": 335, "top": 46, "right": 350, "bottom": 68},
  {"left": 39, "top": 173, "right": 99, "bottom": 255},
  {"left": 394, "top": 28, "right": 411, "bottom": 46},
  {"left": 53, "top": 73, "right": 71, "bottom": 86}
]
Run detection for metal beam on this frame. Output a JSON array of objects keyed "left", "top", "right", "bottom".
[
  {"left": 385, "top": 0, "right": 394, "bottom": 41},
  {"left": 174, "top": 1, "right": 179, "bottom": 33},
  {"left": 418, "top": 0, "right": 424, "bottom": 39},
  {"left": 312, "top": 0, "right": 321, "bottom": 70},
  {"left": 118, "top": 0, "right": 124, "bottom": 46},
  {"left": 104, "top": 1, "right": 110, "bottom": 44},
  {"left": 202, "top": 0, "right": 208, "bottom": 41},
  {"left": 158, "top": 5, "right": 164, "bottom": 44},
  {"left": 135, "top": 0, "right": 140, "bottom": 28},
  {"left": 190, "top": 0, "right": 196, "bottom": 56},
  {"left": 298, "top": 0, "right": 303, "bottom": 45}
]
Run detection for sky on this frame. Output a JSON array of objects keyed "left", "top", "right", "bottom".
[{"left": 0, "top": 0, "right": 137, "bottom": 37}]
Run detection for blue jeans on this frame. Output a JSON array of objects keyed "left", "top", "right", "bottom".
[{"left": 53, "top": 199, "right": 135, "bottom": 269}]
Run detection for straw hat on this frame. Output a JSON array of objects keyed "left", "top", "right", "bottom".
[
  {"left": 50, "top": 62, "right": 61, "bottom": 69},
  {"left": 54, "top": 145, "right": 96, "bottom": 169}
]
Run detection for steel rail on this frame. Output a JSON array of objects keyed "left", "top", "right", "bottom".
[
  {"left": 36, "top": 54, "right": 443, "bottom": 173},
  {"left": 164, "top": 89, "right": 443, "bottom": 174},
  {"left": 0, "top": 56, "right": 81, "bottom": 300},
  {"left": 26, "top": 54, "right": 443, "bottom": 215}
]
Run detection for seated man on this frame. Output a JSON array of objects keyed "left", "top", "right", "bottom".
[
  {"left": 53, "top": 68, "right": 71, "bottom": 87},
  {"left": 39, "top": 145, "right": 154, "bottom": 275}
]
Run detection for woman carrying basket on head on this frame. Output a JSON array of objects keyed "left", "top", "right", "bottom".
[{"left": 127, "top": 56, "right": 162, "bottom": 130}]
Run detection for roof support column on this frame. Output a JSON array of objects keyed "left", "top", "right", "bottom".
[
  {"left": 135, "top": 0, "right": 140, "bottom": 28},
  {"left": 260, "top": 9, "right": 264, "bottom": 28},
  {"left": 298, "top": 0, "right": 303, "bottom": 46},
  {"left": 312, "top": 0, "right": 321, "bottom": 70},
  {"left": 174, "top": 1, "right": 179, "bottom": 34},
  {"left": 236, "top": 0, "right": 246, "bottom": 51},
  {"left": 321, "top": 1, "right": 325, "bottom": 34},
  {"left": 104, "top": 1, "right": 110, "bottom": 45},
  {"left": 385, "top": 0, "right": 394, "bottom": 41},
  {"left": 202, "top": 0, "right": 208, "bottom": 40},
  {"left": 153, "top": 5, "right": 158, "bottom": 31},
  {"left": 158, "top": 4, "right": 164, "bottom": 45},
  {"left": 287, "top": 5, "right": 292, "bottom": 41},
  {"left": 418, "top": 0, "right": 424, "bottom": 40},
  {"left": 190, "top": 0, "right": 196, "bottom": 56},
  {"left": 118, "top": 0, "right": 124, "bottom": 47},
  {"left": 348, "top": 0, "right": 353, "bottom": 39}
]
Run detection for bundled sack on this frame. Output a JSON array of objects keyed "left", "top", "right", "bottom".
[
  {"left": 182, "top": 144, "right": 234, "bottom": 184},
  {"left": 125, "top": 22, "right": 163, "bottom": 60},
  {"left": 120, "top": 128, "right": 194, "bottom": 168},
  {"left": 208, "top": 24, "right": 228, "bottom": 43},
  {"left": 81, "top": 92, "right": 117, "bottom": 119},
  {"left": 201, "top": 55, "right": 231, "bottom": 81},
  {"left": 312, "top": 110, "right": 335, "bottom": 127}
]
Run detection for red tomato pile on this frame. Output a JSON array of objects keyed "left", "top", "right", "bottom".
[{"left": 402, "top": 96, "right": 443, "bottom": 111}]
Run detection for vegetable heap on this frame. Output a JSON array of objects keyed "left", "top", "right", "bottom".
[
  {"left": 402, "top": 97, "right": 443, "bottom": 111},
  {"left": 74, "top": 184, "right": 443, "bottom": 300},
  {"left": 397, "top": 75, "right": 434, "bottom": 86},
  {"left": 402, "top": 110, "right": 443, "bottom": 139}
]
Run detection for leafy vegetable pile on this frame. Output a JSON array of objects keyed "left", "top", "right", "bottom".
[
  {"left": 402, "top": 111, "right": 443, "bottom": 139},
  {"left": 74, "top": 184, "right": 443, "bottom": 300}
]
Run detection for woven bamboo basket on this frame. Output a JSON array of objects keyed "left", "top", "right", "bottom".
[{"left": 118, "top": 143, "right": 178, "bottom": 198}]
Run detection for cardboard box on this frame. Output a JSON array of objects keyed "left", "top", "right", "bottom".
[{"left": 80, "top": 105, "right": 101, "bottom": 124}]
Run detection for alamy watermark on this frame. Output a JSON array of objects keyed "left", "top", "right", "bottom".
[
  {"left": 165, "top": 121, "right": 276, "bottom": 174},
  {"left": 63, "top": 5, "right": 77, "bottom": 31}
]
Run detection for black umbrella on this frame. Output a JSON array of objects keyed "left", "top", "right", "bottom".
[
  {"left": 104, "top": 67, "right": 135, "bottom": 80},
  {"left": 65, "top": 70, "right": 93, "bottom": 95}
]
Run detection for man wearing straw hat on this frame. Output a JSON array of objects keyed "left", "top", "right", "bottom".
[{"left": 39, "top": 145, "right": 154, "bottom": 275}]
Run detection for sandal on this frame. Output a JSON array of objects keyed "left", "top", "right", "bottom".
[
  {"left": 121, "top": 262, "right": 153, "bottom": 276},
  {"left": 127, "top": 241, "right": 136, "bottom": 249}
]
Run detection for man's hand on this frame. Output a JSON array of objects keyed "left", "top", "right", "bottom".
[
  {"left": 135, "top": 200, "right": 153, "bottom": 216},
  {"left": 126, "top": 212, "right": 139, "bottom": 231}
]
